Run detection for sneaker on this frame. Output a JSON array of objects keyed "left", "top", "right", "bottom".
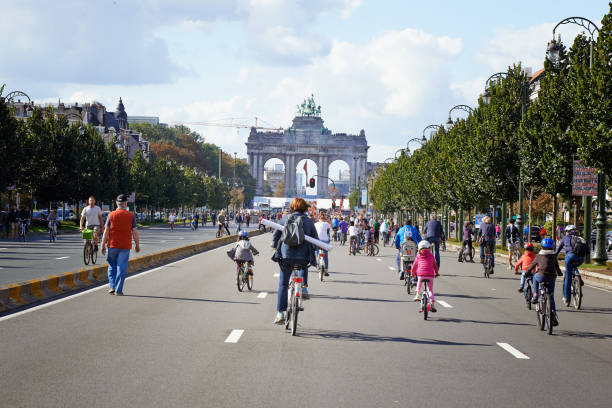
[
  {"left": 273, "top": 312, "right": 285, "bottom": 325},
  {"left": 115, "top": 292, "right": 124, "bottom": 296},
  {"left": 517, "top": 287, "right": 523, "bottom": 293},
  {"left": 108, "top": 289, "right": 115, "bottom": 294},
  {"left": 302, "top": 287, "right": 310, "bottom": 300},
  {"left": 563, "top": 298, "right": 569, "bottom": 307},
  {"left": 324, "top": 271, "right": 329, "bottom": 277},
  {"left": 489, "top": 268, "right": 494, "bottom": 274},
  {"left": 412, "top": 295, "right": 420, "bottom": 302},
  {"left": 552, "top": 314, "right": 559, "bottom": 326},
  {"left": 399, "top": 272, "right": 405, "bottom": 280},
  {"left": 94, "top": 244, "right": 99, "bottom": 252},
  {"left": 430, "top": 303, "right": 437, "bottom": 313},
  {"left": 531, "top": 296, "right": 538, "bottom": 304},
  {"left": 579, "top": 277, "right": 584, "bottom": 286}
]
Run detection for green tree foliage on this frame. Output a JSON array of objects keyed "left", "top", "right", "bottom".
[{"left": 0, "top": 85, "right": 22, "bottom": 189}]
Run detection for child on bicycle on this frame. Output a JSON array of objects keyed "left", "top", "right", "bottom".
[
  {"left": 525, "top": 238, "right": 562, "bottom": 326},
  {"left": 411, "top": 240, "right": 439, "bottom": 311},
  {"left": 227, "top": 230, "right": 259, "bottom": 275},
  {"left": 515, "top": 242, "right": 536, "bottom": 293}
]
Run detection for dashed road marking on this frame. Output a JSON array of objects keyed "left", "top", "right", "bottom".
[
  {"left": 497, "top": 342, "right": 530, "bottom": 359},
  {"left": 257, "top": 292, "right": 268, "bottom": 299},
  {"left": 0, "top": 247, "right": 7, "bottom": 250},
  {"left": 491, "top": 288, "right": 497, "bottom": 291},
  {"left": 225, "top": 329, "right": 244, "bottom": 343},
  {"left": 388, "top": 266, "right": 395, "bottom": 271},
  {"left": 55, "top": 256, "right": 69, "bottom": 260},
  {"left": 376, "top": 258, "right": 382, "bottom": 262},
  {"left": 438, "top": 300, "right": 453, "bottom": 308},
  {"left": 273, "top": 273, "right": 280, "bottom": 277}
]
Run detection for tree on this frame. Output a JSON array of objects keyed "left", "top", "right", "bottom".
[
  {"left": 348, "top": 188, "right": 360, "bottom": 209},
  {"left": 229, "top": 188, "right": 245, "bottom": 211},
  {"left": 0, "top": 85, "right": 22, "bottom": 191},
  {"left": 273, "top": 181, "right": 285, "bottom": 197}
]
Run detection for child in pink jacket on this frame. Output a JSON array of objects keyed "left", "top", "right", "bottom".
[{"left": 411, "top": 240, "right": 440, "bottom": 311}]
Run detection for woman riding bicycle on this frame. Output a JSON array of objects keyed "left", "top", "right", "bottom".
[{"left": 271, "top": 198, "right": 319, "bottom": 325}]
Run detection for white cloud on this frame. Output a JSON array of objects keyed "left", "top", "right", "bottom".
[
  {"left": 342, "top": 0, "right": 362, "bottom": 19},
  {"left": 450, "top": 76, "right": 486, "bottom": 103}
]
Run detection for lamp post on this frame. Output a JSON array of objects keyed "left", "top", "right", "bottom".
[
  {"left": 233, "top": 152, "right": 237, "bottom": 187},
  {"left": 548, "top": 16, "right": 605, "bottom": 264},
  {"left": 445, "top": 105, "right": 474, "bottom": 128},
  {"left": 482, "top": 71, "right": 530, "bottom": 247}
]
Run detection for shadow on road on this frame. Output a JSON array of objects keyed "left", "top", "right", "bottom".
[
  {"left": 436, "top": 317, "right": 530, "bottom": 326},
  {"left": 559, "top": 307, "right": 612, "bottom": 315},
  {"left": 327, "top": 279, "right": 398, "bottom": 286},
  {"left": 330, "top": 272, "right": 367, "bottom": 276},
  {"left": 554, "top": 330, "right": 612, "bottom": 340},
  {"left": 123, "top": 294, "right": 258, "bottom": 304},
  {"left": 311, "top": 294, "right": 408, "bottom": 303},
  {"left": 296, "top": 328, "right": 492, "bottom": 346},
  {"left": 437, "top": 293, "right": 508, "bottom": 300}
]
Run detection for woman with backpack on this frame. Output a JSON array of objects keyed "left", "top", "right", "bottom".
[
  {"left": 555, "top": 224, "right": 586, "bottom": 306},
  {"left": 271, "top": 197, "right": 319, "bottom": 325}
]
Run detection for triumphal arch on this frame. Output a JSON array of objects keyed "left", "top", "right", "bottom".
[{"left": 246, "top": 95, "right": 369, "bottom": 198}]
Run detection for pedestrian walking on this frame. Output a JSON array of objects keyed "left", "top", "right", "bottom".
[
  {"left": 245, "top": 212, "right": 251, "bottom": 228},
  {"left": 101, "top": 194, "right": 140, "bottom": 295},
  {"left": 194, "top": 213, "right": 200, "bottom": 231},
  {"left": 424, "top": 214, "right": 443, "bottom": 268},
  {"left": 8, "top": 205, "right": 18, "bottom": 239}
]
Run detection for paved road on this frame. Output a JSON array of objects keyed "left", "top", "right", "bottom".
[
  {"left": 1, "top": 235, "right": 611, "bottom": 407},
  {"left": 0, "top": 222, "right": 257, "bottom": 286}
]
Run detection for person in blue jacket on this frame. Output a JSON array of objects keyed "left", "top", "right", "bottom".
[{"left": 394, "top": 219, "right": 422, "bottom": 276}]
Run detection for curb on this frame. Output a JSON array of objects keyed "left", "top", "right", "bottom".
[
  {"left": 0, "top": 230, "right": 267, "bottom": 313},
  {"left": 447, "top": 243, "right": 612, "bottom": 290}
]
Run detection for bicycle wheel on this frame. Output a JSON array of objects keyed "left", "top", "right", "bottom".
[
  {"left": 525, "top": 282, "right": 532, "bottom": 310},
  {"left": 372, "top": 244, "right": 379, "bottom": 256},
  {"left": 246, "top": 271, "right": 253, "bottom": 291},
  {"left": 83, "top": 242, "right": 91, "bottom": 265},
  {"left": 422, "top": 294, "right": 428, "bottom": 320},
  {"left": 538, "top": 296, "right": 547, "bottom": 331},
  {"left": 91, "top": 246, "right": 97, "bottom": 264},
  {"left": 319, "top": 266, "right": 324, "bottom": 282},
  {"left": 406, "top": 276, "right": 411, "bottom": 295},
  {"left": 236, "top": 269, "right": 244, "bottom": 292},
  {"left": 291, "top": 295, "right": 299, "bottom": 336},
  {"left": 572, "top": 276, "right": 582, "bottom": 310},
  {"left": 546, "top": 297, "right": 554, "bottom": 335}
]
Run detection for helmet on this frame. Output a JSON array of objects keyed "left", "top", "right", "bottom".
[
  {"left": 541, "top": 238, "right": 554, "bottom": 249},
  {"left": 564, "top": 224, "right": 576, "bottom": 232},
  {"left": 524, "top": 242, "right": 534, "bottom": 250},
  {"left": 238, "top": 230, "right": 248, "bottom": 238},
  {"left": 417, "top": 240, "right": 431, "bottom": 250}
]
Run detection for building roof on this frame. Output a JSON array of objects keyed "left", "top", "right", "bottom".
[{"left": 530, "top": 67, "right": 545, "bottom": 82}]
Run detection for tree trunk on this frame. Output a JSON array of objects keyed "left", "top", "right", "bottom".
[{"left": 552, "top": 195, "right": 558, "bottom": 248}]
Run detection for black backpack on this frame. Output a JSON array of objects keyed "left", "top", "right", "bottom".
[
  {"left": 282, "top": 214, "right": 305, "bottom": 247},
  {"left": 570, "top": 235, "right": 588, "bottom": 257}
]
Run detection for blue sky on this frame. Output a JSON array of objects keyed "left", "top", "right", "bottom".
[{"left": 1, "top": 0, "right": 607, "bottom": 174}]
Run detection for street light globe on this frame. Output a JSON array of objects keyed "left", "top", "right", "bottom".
[
  {"left": 481, "top": 89, "right": 492, "bottom": 105},
  {"left": 445, "top": 116, "right": 453, "bottom": 128}
]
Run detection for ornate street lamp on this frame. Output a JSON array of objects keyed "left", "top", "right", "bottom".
[
  {"left": 446, "top": 105, "right": 474, "bottom": 128},
  {"left": 422, "top": 124, "right": 444, "bottom": 143},
  {"left": 548, "top": 16, "right": 605, "bottom": 264}
]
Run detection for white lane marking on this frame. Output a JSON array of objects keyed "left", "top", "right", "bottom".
[
  {"left": 376, "top": 258, "right": 382, "bottom": 262},
  {"left": 491, "top": 288, "right": 497, "bottom": 291},
  {"left": 55, "top": 256, "right": 69, "bottom": 260},
  {"left": 388, "top": 266, "right": 395, "bottom": 271},
  {"left": 273, "top": 273, "right": 280, "bottom": 277},
  {"left": 257, "top": 292, "right": 268, "bottom": 299},
  {"left": 160, "top": 240, "right": 167, "bottom": 243},
  {"left": 0, "top": 247, "right": 7, "bottom": 250},
  {"left": 224, "top": 329, "right": 244, "bottom": 343},
  {"left": 585, "top": 284, "right": 612, "bottom": 293},
  {"left": 438, "top": 300, "right": 453, "bottom": 308},
  {"left": 497, "top": 342, "right": 530, "bottom": 359}
]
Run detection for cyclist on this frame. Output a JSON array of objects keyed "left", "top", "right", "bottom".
[
  {"left": 505, "top": 218, "right": 521, "bottom": 269},
  {"left": 411, "top": 240, "right": 439, "bottom": 311},
  {"left": 364, "top": 225, "right": 373, "bottom": 254},
  {"left": 339, "top": 216, "right": 349, "bottom": 244},
  {"left": 477, "top": 216, "right": 496, "bottom": 273},
  {"left": 394, "top": 219, "right": 422, "bottom": 278},
  {"left": 555, "top": 224, "right": 586, "bottom": 306},
  {"left": 525, "top": 237, "right": 562, "bottom": 326},
  {"left": 18, "top": 205, "right": 31, "bottom": 240},
  {"left": 271, "top": 198, "right": 318, "bottom": 324},
  {"left": 314, "top": 212, "right": 331, "bottom": 276},
  {"left": 424, "top": 214, "right": 443, "bottom": 268},
  {"left": 229, "top": 230, "right": 259, "bottom": 276},
  {"left": 459, "top": 221, "right": 474, "bottom": 262},
  {"left": 80, "top": 196, "right": 104, "bottom": 252},
  {"left": 348, "top": 220, "right": 360, "bottom": 254},
  {"left": 515, "top": 242, "right": 536, "bottom": 292},
  {"left": 332, "top": 216, "right": 339, "bottom": 241},
  {"left": 169, "top": 213, "right": 176, "bottom": 231},
  {"left": 47, "top": 209, "right": 59, "bottom": 241},
  {"left": 217, "top": 210, "right": 230, "bottom": 236}
]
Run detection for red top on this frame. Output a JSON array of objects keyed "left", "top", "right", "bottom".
[
  {"left": 107, "top": 209, "right": 135, "bottom": 249},
  {"left": 515, "top": 251, "right": 536, "bottom": 273}
]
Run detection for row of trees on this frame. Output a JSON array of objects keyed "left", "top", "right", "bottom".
[
  {"left": 371, "top": 5, "right": 612, "bottom": 228},
  {"left": 0, "top": 90, "right": 244, "bottom": 212}
]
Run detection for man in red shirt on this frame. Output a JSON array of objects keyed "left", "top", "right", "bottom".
[{"left": 101, "top": 194, "right": 140, "bottom": 295}]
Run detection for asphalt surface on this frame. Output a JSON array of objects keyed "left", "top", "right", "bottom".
[
  {"left": 0, "top": 222, "right": 257, "bottom": 286},
  {"left": 1, "top": 234, "right": 611, "bottom": 407}
]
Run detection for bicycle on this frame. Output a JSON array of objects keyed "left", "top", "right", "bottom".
[
  {"left": 535, "top": 281, "right": 557, "bottom": 335},
  {"left": 483, "top": 243, "right": 493, "bottom": 278},
  {"left": 508, "top": 242, "right": 521, "bottom": 268},
  {"left": 48, "top": 222, "right": 58, "bottom": 243},
  {"left": 216, "top": 222, "right": 229, "bottom": 238},
  {"left": 285, "top": 265, "right": 305, "bottom": 336},
  {"left": 236, "top": 261, "right": 253, "bottom": 292},
  {"left": 419, "top": 280, "right": 431, "bottom": 320},
  {"left": 570, "top": 267, "right": 583, "bottom": 310},
  {"left": 318, "top": 252, "right": 326, "bottom": 282},
  {"left": 17, "top": 219, "right": 27, "bottom": 242},
  {"left": 459, "top": 242, "right": 475, "bottom": 262},
  {"left": 349, "top": 236, "right": 358, "bottom": 255},
  {"left": 82, "top": 228, "right": 97, "bottom": 265},
  {"left": 440, "top": 240, "right": 447, "bottom": 252},
  {"left": 519, "top": 269, "right": 533, "bottom": 310},
  {"left": 400, "top": 241, "right": 417, "bottom": 292},
  {"left": 365, "top": 242, "right": 379, "bottom": 256}
]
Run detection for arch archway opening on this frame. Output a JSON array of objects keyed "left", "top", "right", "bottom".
[
  {"left": 328, "top": 160, "right": 350, "bottom": 199},
  {"left": 263, "top": 158, "right": 285, "bottom": 197},
  {"left": 295, "top": 158, "right": 318, "bottom": 198}
]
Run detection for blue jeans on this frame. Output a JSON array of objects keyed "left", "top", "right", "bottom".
[
  {"left": 277, "top": 262, "right": 308, "bottom": 312},
  {"left": 564, "top": 253, "right": 584, "bottom": 300},
  {"left": 479, "top": 239, "right": 496, "bottom": 267},
  {"left": 533, "top": 274, "right": 557, "bottom": 312},
  {"left": 107, "top": 248, "right": 131, "bottom": 293},
  {"left": 315, "top": 240, "right": 329, "bottom": 269},
  {"left": 427, "top": 237, "right": 441, "bottom": 268}
]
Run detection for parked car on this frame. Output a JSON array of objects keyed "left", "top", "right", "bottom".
[
  {"left": 31, "top": 211, "right": 48, "bottom": 226},
  {"left": 524, "top": 226, "right": 541, "bottom": 242}
]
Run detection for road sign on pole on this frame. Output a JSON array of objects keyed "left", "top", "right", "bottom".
[{"left": 572, "top": 160, "right": 598, "bottom": 196}]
